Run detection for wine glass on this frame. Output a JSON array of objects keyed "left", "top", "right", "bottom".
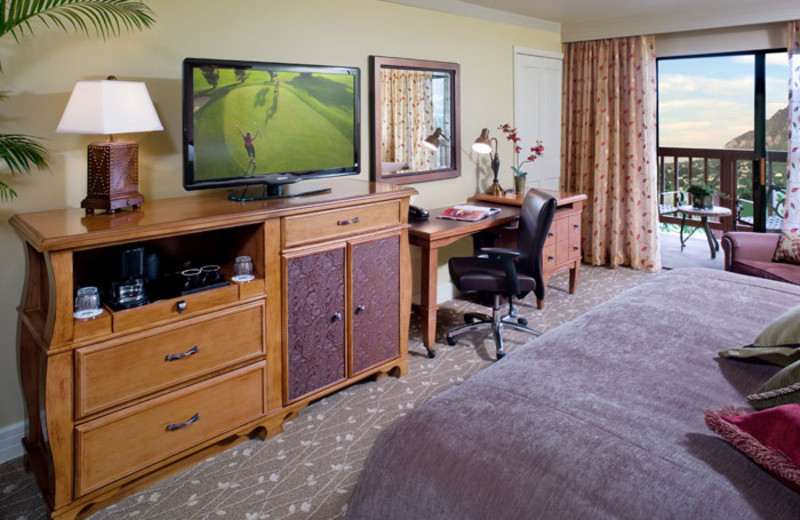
[
  {"left": 74, "top": 286, "right": 102, "bottom": 320},
  {"left": 233, "top": 256, "right": 255, "bottom": 282}
]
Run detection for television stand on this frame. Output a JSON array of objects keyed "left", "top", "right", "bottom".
[{"left": 228, "top": 174, "right": 332, "bottom": 201}]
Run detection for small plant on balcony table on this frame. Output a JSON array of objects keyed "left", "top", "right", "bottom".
[{"left": 687, "top": 182, "right": 720, "bottom": 209}]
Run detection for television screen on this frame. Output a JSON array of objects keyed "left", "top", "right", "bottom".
[{"left": 183, "top": 58, "right": 360, "bottom": 197}]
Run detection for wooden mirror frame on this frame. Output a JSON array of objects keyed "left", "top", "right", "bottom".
[{"left": 369, "top": 56, "right": 461, "bottom": 184}]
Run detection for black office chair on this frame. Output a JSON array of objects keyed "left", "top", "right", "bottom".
[{"left": 445, "top": 189, "right": 557, "bottom": 360}]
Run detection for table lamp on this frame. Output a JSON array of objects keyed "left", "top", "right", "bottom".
[
  {"left": 422, "top": 127, "right": 448, "bottom": 151},
  {"left": 56, "top": 76, "right": 163, "bottom": 214},
  {"left": 473, "top": 128, "right": 502, "bottom": 196}
]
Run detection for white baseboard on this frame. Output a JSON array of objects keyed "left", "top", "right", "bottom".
[
  {"left": 412, "top": 282, "right": 458, "bottom": 307},
  {"left": 0, "top": 421, "right": 25, "bottom": 464},
  {"left": 436, "top": 282, "right": 457, "bottom": 303}
]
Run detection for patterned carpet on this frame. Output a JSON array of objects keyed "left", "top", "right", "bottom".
[{"left": 0, "top": 265, "right": 655, "bottom": 520}]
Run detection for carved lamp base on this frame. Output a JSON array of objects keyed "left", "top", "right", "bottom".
[{"left": 82, "top": 139, "right": 145, "bottom": 214}]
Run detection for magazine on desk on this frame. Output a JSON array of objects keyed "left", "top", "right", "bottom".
[{"left": 437, "top": 205, "right": 501, "bottom": 222}]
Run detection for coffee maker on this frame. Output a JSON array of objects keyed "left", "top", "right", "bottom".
[{"left": 107, "top": 246, "right": 149, "bottom": 310}]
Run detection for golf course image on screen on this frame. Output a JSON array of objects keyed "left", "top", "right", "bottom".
[{"left": 191, "top": 65, "right": 357, "bottom": 181}]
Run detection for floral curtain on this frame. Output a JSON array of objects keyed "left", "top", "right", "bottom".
[
  {"left": 561, "top": 35, "right": 661, "bottom": 271},
  {"left": 381, "top": 69, "right": 434, "bottom": 171},
  {"left": 785, "top": 21, "right": 800, "bottom": 232}
]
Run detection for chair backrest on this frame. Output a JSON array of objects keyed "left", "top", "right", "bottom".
[{"left": 516, "top": 189, "right": 557, "bottom": 301}]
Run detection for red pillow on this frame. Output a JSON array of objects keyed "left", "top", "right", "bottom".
[
  {"left": 774, "top": 231, "right": 800, "bottom": 264},
  {"left": 705, "top": 404, "right": 800, "bottom": 492}
]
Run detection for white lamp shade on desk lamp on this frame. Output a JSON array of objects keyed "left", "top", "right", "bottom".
[{"left": 57, "top": 78, "right": 163, "bottom": 214}]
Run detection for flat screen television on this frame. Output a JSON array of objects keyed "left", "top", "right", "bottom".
[{"left": 182, "top": 58, "right": 360, "bottom": 200}]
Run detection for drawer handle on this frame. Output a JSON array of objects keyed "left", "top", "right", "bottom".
[
  {"left": 166, "top": 346, "right": 199, "bottom": 362},
  {"left": 573, "top": 224, "right": 580, "bottom": 230},
  {"left": 547, "top": 232, "right": 555, "bottom": 237},
  {"left": 176, "top": 300, "right": 187, "bottom": 313},
  {"left": 166, "top": 413, "right": 199, "bottom": 432},
  {"left": 355, "top": 304, "right": 366, "bottom": 315},
  {"left": 331, "top": 312, "right": 343, "bottom": 323},
  {"left": 337, "top": 216, "right": 360, "bottom": 226},
  {"left": 547, "top": 255, "right": 555, "bottom": 261},
  {"left": 573, "top": 246, "right": 580, "bottom": 251}
]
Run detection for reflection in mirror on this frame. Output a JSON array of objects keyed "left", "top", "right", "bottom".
[{"left": 370, "top": 56, "right": 460, "bottom": 184}]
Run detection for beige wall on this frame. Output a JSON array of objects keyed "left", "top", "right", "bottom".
[{"left": 0, "top": 0, "right": 559, "bottom": 428}]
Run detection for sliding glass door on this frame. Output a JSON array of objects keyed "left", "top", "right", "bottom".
[{"left": 657, "top": 50, "right": 788, "bottom": 232}]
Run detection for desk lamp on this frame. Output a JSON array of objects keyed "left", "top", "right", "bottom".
[
  {"left": 56, "top": 76, "right": 163, "bottom": 214},
  {"left": 422, "top": 127, "right": 448, "bottom": 151},
  {"left": 473, "top": 128, "right": 502, "bottom": 196}
]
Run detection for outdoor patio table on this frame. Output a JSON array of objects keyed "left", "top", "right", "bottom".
[{"left": 677, "top": 204, "right": 732, "bottom": 259}]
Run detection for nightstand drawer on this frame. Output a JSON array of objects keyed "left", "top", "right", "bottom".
[
  {"left": 283, "top": 200, "right": 400, "bottom": 248},
  {"left": 75, "top": 362, "right": 266, "bottom": 497},
  {"left": 76, "top": 302, "right": 265, "bottom": 417}
]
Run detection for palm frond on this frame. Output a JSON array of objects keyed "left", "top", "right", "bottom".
[
  {"left": 2, "top": 1, "right": 156, "bottom": 42},
  {"left": 0, "top": 180, "right": 18, "bottom": 202},
  {"left": 0, "top": 133, "right": 50, "bottom": 175}
]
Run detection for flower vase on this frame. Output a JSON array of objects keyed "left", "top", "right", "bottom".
[{"left": 514, "top": 176, "right": 527, "bottom": 195}]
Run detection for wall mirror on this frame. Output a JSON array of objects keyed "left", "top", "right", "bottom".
[{"left": 369, "top": 56, "right": 460, "bottom": 184}]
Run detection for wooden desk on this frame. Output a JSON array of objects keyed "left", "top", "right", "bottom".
[
  {"left": 409, "top": 205, "right": 520, "bottom": 355},
  {"left": 474, "top": 190, "right": 587, "bottom": 296},
  {"left": 409, "top": 190, "right": 586, "bottom": 355}
]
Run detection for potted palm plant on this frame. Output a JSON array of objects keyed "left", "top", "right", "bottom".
[{"left": 0, "top": 0, "right": 156, "bottom": 201}]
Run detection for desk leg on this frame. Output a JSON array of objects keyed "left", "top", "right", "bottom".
[
  {"left": 569, "top": 262, "right": 580, "bottom": 294},
  {"left": 701, "top": 217, "right": 717, "bottom": 259},
  {"left": 420, "top": 247, "right": 438, "bottom": 357}
]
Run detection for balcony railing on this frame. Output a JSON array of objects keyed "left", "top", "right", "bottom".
[{"left": 657, "top": 146, "right": 787, "bottom": 232}]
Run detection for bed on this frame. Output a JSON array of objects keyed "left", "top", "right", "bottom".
[{"left": 346, "top": 268, "right": 800, "bottom": 519}]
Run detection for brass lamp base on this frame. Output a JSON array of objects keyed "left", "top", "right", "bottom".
[
  {"left": 82, "top": 139, "right": 145, "bottom": 214},
  {"left": 488, "top": 181, "right": 504, "bottom": 196}
]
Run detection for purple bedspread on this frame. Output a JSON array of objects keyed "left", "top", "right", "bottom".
[{"left": 346, "top": 268, "right": 800, "bottom": 519}]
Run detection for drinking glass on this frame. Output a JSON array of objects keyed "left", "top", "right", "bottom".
[
  {"left": 233, "top": 255, "right": 255, "bottom": 282},
  {"left": 73, "top": 286, "right": 102, "bottom": 319}
]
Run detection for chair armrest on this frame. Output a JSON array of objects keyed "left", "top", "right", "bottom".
[
  {"left": 479, "top": 247, "right": 521, "bottom": 259},
  {"left": 721, "top": 231, "right": 780, "bottom": 270}
]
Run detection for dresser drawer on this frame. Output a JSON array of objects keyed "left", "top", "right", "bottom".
[
  {"left": 75, "top": 362, "right": 266, "bottom": 496},
  {"left": 76, "top": 303, "right": 265, "bottom": 418},
  {"left": 111, "top": 284, "right": 240, "bottom": 334},
  {"left": 283, "top": 200, "right": 400, "bottom": 248}
]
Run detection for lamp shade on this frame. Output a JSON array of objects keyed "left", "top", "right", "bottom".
[
  {"left": 56, "top": 79, "right": 163, "bottom": 135},
  {"left": 472, "top": 128, "right": 492, "bottom": 154}
]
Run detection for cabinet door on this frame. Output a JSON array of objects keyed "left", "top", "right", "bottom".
[
  {"left": 350, "top": 235, "right": 401, "bottom": 375},
  {"left": 285, "top": 247, "right": 346, "bottom": 403}
]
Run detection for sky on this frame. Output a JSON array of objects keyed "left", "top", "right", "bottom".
[{"left": 658, "top": 52, "right": 788, "bottom": 148}]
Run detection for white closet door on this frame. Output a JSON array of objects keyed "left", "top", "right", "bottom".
[{"left": 514, "top": 48, "right": 563, "bottom": 191}]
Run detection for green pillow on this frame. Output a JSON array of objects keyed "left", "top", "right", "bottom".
[
  {"left": 719, "top": 304, "right": 800, "bottom": 366},
  {"left": 747, "top": 358, "right": 800, "bottom": 410}
]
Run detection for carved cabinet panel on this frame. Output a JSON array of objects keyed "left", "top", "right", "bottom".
[
  {"left": 351, "top": 235, "right": 400, "bottom": 375},
  {"left": 285, "top": 246, "right": 346, "bottom": 402}
]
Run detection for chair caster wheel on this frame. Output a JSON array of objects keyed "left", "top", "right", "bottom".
[
  {"left": 446, "top": 335, "right": 458, "bottom": 346},
  {"left": 517, "top": 318, "right": 528, "bottom": 326},
  {"left": 465, "top": 315, "right": 477, "bottom": 324},
  {"left": 426, "top": 348, "right": 436, "bottom": 358},
  {"left": 496, "top": 351, "right": 506, "bottom": 360}
]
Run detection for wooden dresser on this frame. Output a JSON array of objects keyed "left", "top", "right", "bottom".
[
  {"left": 10, "top": 179, "right": 415, "bottom": 519},
  {"left": 473, "top": 189, "right": 587, "bottom": 306}
]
